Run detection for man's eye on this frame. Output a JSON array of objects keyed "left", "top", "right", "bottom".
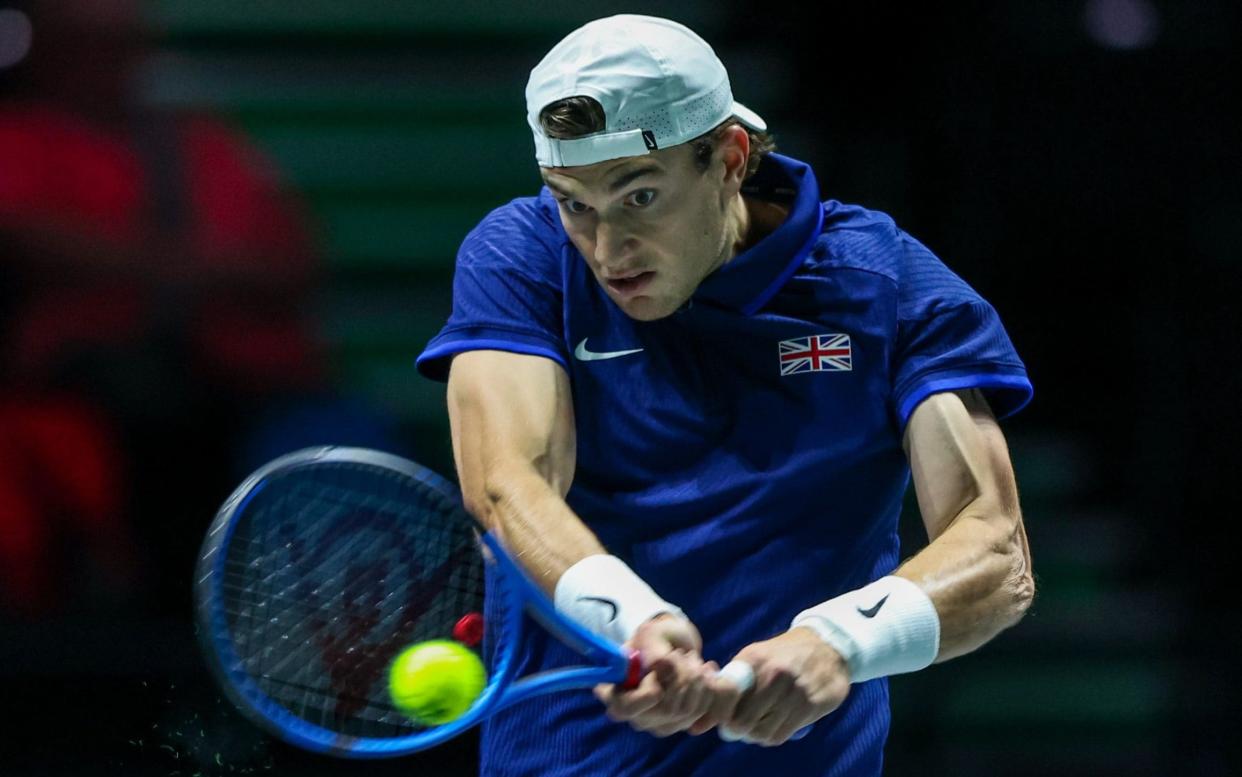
[
  {"left": 629, "top": 190, "right": 657, "bottom": 207},
  {"left": 563, "top": 199, "right": 590, "bottom": 214}
]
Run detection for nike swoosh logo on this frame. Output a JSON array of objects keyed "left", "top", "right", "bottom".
[
  {"left": 857, "top": 595, "right": 889, "bottom": 619},
  {"left": 577, "top": 596, "right": 619, "bottom": 621},
  {"left": 574, "top": 338, "right": 644, "bottom": 361}
]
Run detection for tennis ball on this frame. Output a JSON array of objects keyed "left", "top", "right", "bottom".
[{"left": 388, "top": 640, "right": 486, "bottom": 725}]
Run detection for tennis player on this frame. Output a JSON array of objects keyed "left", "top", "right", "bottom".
[{"left": 417, "top": 14, "right": 1034, "bottom": 776}]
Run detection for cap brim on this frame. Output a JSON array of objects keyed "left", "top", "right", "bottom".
[{"left": 732, "top": 101, "right": 767, "bottom": 132}]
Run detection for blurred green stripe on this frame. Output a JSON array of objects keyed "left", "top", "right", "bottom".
[
  {"left": 142, "top": 53, "right": 522, "bottom": 116},
  {"left": 337, "top": 356, "right": 447, "bottom": 424},
  {"left": 153, "top": 0, "right": 724, "bottom": 38},
  {"left": 319, "top": 285, "right": 451, "bottom": 349},
  {"left": 245, "top": 123, "right": 536, "bottom": 191},
  {"left": 318, "top": 201, "right": 488, "bottom": 269}
]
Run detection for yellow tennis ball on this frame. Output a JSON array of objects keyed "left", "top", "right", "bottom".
[{"left": 388, "top": 640, "right": 486, "bottom": 725}]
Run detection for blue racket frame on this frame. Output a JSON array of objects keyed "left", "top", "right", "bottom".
[{"left": 195, "top": 446, "right": 637, "bottom": 758}]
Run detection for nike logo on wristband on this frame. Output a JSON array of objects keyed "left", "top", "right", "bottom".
[
  {"left": 857, "top": 595, "right": 889, "bottom": 619},
  {"left": 577, "top": 596, "right": 619, "bottom": 621}
]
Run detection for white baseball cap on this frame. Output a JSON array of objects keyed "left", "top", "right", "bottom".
[{"left": 525, "top": 14, "right": 767, "bottom": 168}]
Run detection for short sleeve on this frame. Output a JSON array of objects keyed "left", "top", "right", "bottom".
[
  {"left": 891, "top": 231, "right": 1032, "bottom": 429},
  {"left": 416, "top": 198, "right": 568, "bottom": 381}
]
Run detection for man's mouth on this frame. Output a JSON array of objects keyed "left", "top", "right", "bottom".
[{"left": 605, "top": 271, "right": 655, "bottom": 297}]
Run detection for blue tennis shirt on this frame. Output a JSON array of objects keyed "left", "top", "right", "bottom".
[{"left": 417, "top": 153, "right": 1032, "bottom": 776}]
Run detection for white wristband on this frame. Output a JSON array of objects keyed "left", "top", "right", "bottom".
[
  {"left": 791, "top": 576, "right": 940, "bottom": 683},
  {"left": 554, "top": 555, "right": 684, "bottom": 644}
]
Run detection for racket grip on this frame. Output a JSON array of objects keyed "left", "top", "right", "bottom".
[
  {"left": 621, "top": 649, "right": 644, "bottom": 690},
  {"left": 717, "top": 660, "right": 811, "bottom": 744}
]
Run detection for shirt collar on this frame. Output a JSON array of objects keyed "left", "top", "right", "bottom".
[{"left": 692, "top": 153, "right": 824, "bottom": 315}]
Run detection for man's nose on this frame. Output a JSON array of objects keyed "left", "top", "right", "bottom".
[{"left": 594, "top": 221, "right": 637, "bottom": 268}]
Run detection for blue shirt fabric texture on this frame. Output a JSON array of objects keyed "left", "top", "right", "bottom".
[{"left": 417, "top": 153, "right": 1032, "bottom": 776}]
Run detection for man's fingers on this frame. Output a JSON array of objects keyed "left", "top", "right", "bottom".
[
  {"left": 643, "top": 720, "right": 690, "bottom": 737},
  {"left": 697, "top": 665, "right": 747, "bottom": 736},
  {"left": 647, "top": 649, "right": 708, "bottom": 717},
  {"left": 749, "top": 706, "right": 796, "bottom": 746},
  {"left": 671, "top": 653, "right": 710, "bottom": 717},
  {"left": 684, "top": 659, "right": 719, "bottom": 720},
  {"left": 604, "top": 651, "right": 724, "bottom": 735},
  {"left": 599, "top": 653, "right": 701, "bottom": 715},
  {"left": 768, "top": 712, "right": 813, "bottom": 747},
  {"left": 683, "top": 674, "right": 712, "bottom": 719},
  {"left": 728, "top": 667, "right": 792, "bottom": 737},
  {"left": 595, "top": 672, "right": 665, "bottom": 720},
  {"left": 651, "top": 648, "right": 696, "bottom": 685},
  {"left": 599, "top": 645, "right": 740, "bottom": 738}
]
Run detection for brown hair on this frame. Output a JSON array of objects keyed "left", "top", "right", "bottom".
[{"left": 538, "top": 96, "right": 775, "bottom": 179}]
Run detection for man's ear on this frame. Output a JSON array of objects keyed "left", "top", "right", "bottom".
[{"left": 717, "top": 124, "right": 751, "bottom": 192}]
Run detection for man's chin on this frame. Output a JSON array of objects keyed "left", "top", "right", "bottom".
[{"left": 614, "top": 295, "right": 680, "bottom": 322}]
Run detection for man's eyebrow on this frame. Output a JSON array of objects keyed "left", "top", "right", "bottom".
[
  {"left": 541, "top": 178, "right": 572, "bottom": 196},
  {"left": 541, "top": 164, "right": 662, "bottom": 197},
  {"left": 607, "top": 165, "right": 661, "bottom": 193}
]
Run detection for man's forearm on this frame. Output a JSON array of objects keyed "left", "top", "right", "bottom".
[
  {"left": 894, "top": 506, "right": 1034, "bottom": 662},
  {"left": 446, "top": 350, "right": 681, "bottom": 639},
  {"left": 448, "top": 350, "right": 598, "bottom": 596},
  {"left": 467, "top": 460, "right": 684, "bottom": 644},
  {"left": 466, "top": 459, "right": 606, "bottom": 596}
]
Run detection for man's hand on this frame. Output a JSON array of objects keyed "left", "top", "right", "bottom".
[
  {"left": 719, "top": 627, "right": 851, "bottom": 746},
  {"left": 594, "top": 613, "right": 720, "bottom": 737}
]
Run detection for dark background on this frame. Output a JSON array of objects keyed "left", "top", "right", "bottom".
[{"left": 1, "top": 1, "right": 1238, "bottom": 774}]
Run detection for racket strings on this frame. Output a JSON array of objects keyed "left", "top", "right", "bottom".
[{"left": 218, "top": 462, "right": 484, "bottom": 737}]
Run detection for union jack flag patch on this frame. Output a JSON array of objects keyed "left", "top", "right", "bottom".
[{"left": 779, "top": 333, "right": 852, "bottom": 375}]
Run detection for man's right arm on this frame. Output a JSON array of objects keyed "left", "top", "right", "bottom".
[
  {"left": 447, "top": 348, "right": 601, "bottom": 594},
  {"left": 445, "top": 348, "right": 735, "bottom": 736}
]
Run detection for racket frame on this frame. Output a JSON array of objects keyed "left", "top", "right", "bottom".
[{"left": 195, "top": 446, "right": 638, "bottom": 758}]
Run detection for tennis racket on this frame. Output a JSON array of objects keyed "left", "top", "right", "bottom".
[
  {"left": 195, "top": 446, "right": 804, "bottom": 758},
  {"left": 194, "top": 445, "right": 649, "bottom": 758}
]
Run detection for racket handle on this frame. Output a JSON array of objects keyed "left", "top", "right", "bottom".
[
  {"left": 621, "top": 649, "right": 644, "bottom": 690},
  {"left": 717, "top": 660, "right": 811, "bottom": 743}
]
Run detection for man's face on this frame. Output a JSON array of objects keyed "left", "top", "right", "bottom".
[{"left": 541, "top": 143, "right": 737, "bottom": 321}]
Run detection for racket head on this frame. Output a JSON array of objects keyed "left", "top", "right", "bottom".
[{"left": 194, "top": 446, "right": 518, "bottom": 757}]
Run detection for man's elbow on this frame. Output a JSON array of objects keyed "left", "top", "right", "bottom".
[
  {"left": 460, "top": 484, "right": 491, "bottom": 528},
  {"left": 992, "top": 509, "right": 1035, "bottom": 629},
  {"left": 998, "top": 531, "right": 1038, "bottom": 630},
  {"left": 977, "top": 517, "right": 1035, "bottom": 633},
  {"left": 1000, "top": 564, "right": 1036, "bottom": 630},
  {"left": 461, "top": 476, "right": 505, "bottom": 531},
  {"left": 461, "top": 461, "right": 531, "bottom": 539}
]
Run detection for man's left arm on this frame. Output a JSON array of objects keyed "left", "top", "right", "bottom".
[
  {"left": 896, "top": 387, "right": 1035, "bottom": 660},
  {"left": 712, "top": 388, "right": 1035, "bottom": 745}
]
